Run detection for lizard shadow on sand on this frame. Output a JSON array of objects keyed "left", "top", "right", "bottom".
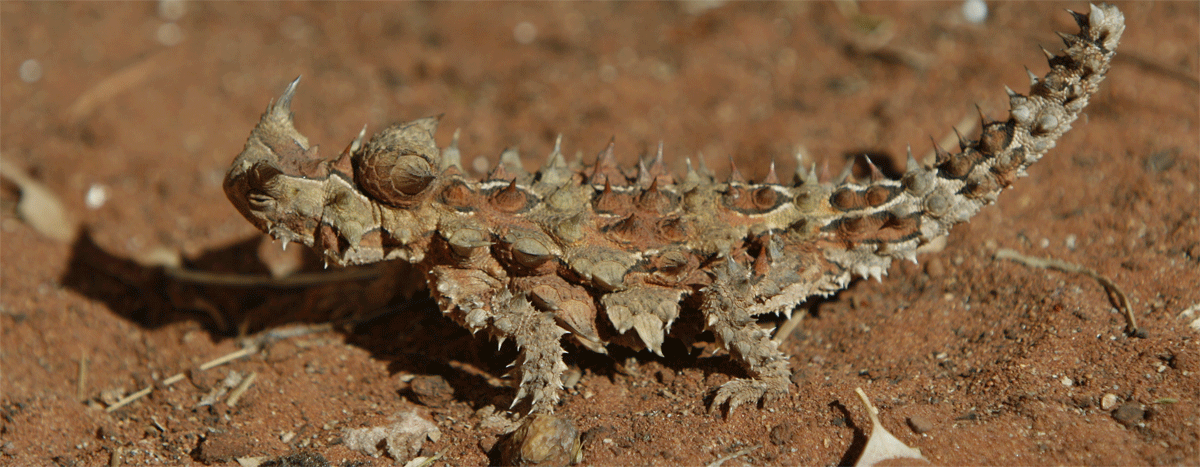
[
  {"left": 59, "top": 228, "right": 826, "bottom": 413},
  {"left": 58, "top": 228, "right": 508, "bottom": 409}
]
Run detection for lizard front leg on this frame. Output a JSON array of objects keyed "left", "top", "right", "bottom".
[
  {"left": 429, "top": 265, "right": 569, "bottom": 414},
  {"left": 491, "top": 291, "right": 569, "bottom": 414},
  {"left": 702, "top": 258, "right": 792, "bottom": 413}
]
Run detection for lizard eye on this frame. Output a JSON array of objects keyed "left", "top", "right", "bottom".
[{"left": 247, "top": 191, "right": 275, "bottom": 210}]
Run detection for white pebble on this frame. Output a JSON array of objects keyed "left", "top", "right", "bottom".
[
  {"left": 19, "top": 59, "right": 42, "bottom": 83},
  {"left": 1065, "top": 234, "right": 1077, "bottom": 250},
  {"left": 962, "top": 0, "right": 988, "bottom": 24},
  {"left": 85, "top": 184, "right": 108, "bottom": 210},
  {"left": 513, "top": 21, "right": 537, "bottom": 45}
]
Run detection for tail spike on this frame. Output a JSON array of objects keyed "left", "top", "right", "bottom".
[
  {"left": 350, "top": 125, "right": 367, "bottom": 153},
  {"left": 1040, "top": 45, "right": 1056, "bottom": 64},
  {"left": 953, "top": 127, "right": 969, "bottom": 151},
  {"left": 1055, "top": 30, "right": 1080, "bottom": 48},
  {"left": 597, "top": 138, "right": 617, "bottom": 169},
  {"left": 589, "top": 138, "right": 623, "bottom": 185},
  {"left": 792, "top": 147, "right": 808, "bottom": 181},
  {"left": 651, "top": 141, "right": 665, "bottom": 173},
  {"left": 278, "top": 76, "right": 301, "bottom": 111},
  {"left": 930, "top": 136, "right": 952, "bottom": 165},
  {"left": 975, "top": 104, "right": 991, "bottom": 126},
  {"left": 1025, "top": 67, "right": 1039, "bottom": 87},
  {"left": 905, "top": 146, "right": 921, "bottom": 173},
  {"left": 636, "top": 157, "right": 651, "bottom": 187},
  {"left": 763, "top": 160, "right": 780, "bottom": 185},
  {"left": 542, "top": 134, "right": 566, "bottom": 169},
  {"left": 864, "top": 156, "right": 885, "bottom": 182},
  {"left": 1066, "top": 8, "right": 1089, "bottom": 28},
  {"left": 442, "top": 128, "right": 463, "bottom": 170},
  {"left": 684, "top": 157, "right": 699, "bottom": 183},
  {"left": 644, "top": 140, "right": 673, "bottom": 186},
  {"left": 727, "top": 156, "right": 746, "bottom": 184},
  {"left": 645, "top": 176, "right": 660, "bottom": 195}
]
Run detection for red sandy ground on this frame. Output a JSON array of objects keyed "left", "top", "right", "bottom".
[{"left": 2, "top": 2, "right": 1197, "bottom": 465}]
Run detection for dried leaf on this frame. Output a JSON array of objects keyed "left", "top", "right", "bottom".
[
  {"left": 854, "top": 387, "right": 930, "bottom": 467},
  {"left": 0, "top": 158, "right": 77, "bottom": 242}
]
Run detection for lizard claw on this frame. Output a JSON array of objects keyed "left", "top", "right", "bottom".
[{"left": 709, "top": 377, "right": 789, "bottom": 415}]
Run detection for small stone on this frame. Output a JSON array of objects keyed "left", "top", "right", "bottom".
[
  {"left": 496, "top": 414, "right": 582, "bottom": 466},
  {"left": 19, "top": 59, "right": 42, "bottom": 83},
  {"left": 1100, "top": 393, "right": 1119, "bottom": 410},
  {"left": 409, "top": 375, "right": 455, "bottom": 408},
  {"left": 769, "top": 422, "right": 797, "bottom": 445},
  {"left": 907, "top": 415, "right": 934, "bottom": 434},
  {"left": 1112, "top": 403, "right": 1145, "bottom": 427},
  {"left": 1186, "top": 243, "right": 1200, "bottom": 260},
  {"left": 562, "top": 367, "right": 584, "bottom": 390}
]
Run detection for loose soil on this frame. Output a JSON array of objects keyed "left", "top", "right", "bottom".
[{"left": 2, "top": 2, "right": 1197, "bottom": 466}]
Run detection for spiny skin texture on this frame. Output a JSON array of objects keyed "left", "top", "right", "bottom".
[{"left": 225, "top": 5, "right": 1124, "bottom": 415}]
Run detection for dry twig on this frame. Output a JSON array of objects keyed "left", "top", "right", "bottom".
[
  {"left": 706, "top": 444, "right": 761, "bottom": 467},
  {"left": 995, "top": 248, "right": 1140, "bottom": 336},
  {"left": 225, "top": 371, "right": 258, "bottom": 407},
  {"left": 103, "top": 346, "right": 257, "bottom": 412}
]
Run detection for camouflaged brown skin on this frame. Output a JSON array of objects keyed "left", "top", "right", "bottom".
[{"left": 224, "top": 4, "right": 1124, "bottom": 415}]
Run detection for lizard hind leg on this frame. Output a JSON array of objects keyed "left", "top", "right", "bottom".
[
  {"left": 702, "top": 257, "right": 792, "bottom": 414},
  {"left": 490, "top": 291, "right": 570, "bottom": 414}
]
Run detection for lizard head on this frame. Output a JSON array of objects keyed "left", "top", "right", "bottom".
[
  {"left": 225, "top": 78, "right": 441, "bottom": 266},
  {"left": 224, "top": 77, "right": 329, "bottom": 250}
]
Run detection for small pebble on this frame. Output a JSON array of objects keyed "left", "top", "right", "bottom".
[
  {"left": 1112, "top": 403, "right": 1145, "bottom": 427},
  {"left": 769, "top": 422, "right": 797, "bottom": 445},
  {"left": 85, "top": 183, "right": 108, "bottom": 209},
  {"left": 409, "top": 374, "right": 455, "bottom": 408},
  {"left": 497, "top": 414, "right": 581, "bottom": 466},
  {"left": 962, "top": 0, "right": 988, "bottom": 24},
  {"left": 19, "top": 59, "right": 42, "bottom": 83},
  {"left": 907, "top": 415, "right": 934, "bottom": 434},
  {"left": 1101, "top": 393, "right": 1119, "bottom": 411},
  {"left": 562, "top": 367, "right": 583, "bottom": 389}
]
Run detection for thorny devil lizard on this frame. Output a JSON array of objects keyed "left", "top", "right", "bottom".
[{"left": 225, "top": 5, "right": 1124, "bottom": 415}]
